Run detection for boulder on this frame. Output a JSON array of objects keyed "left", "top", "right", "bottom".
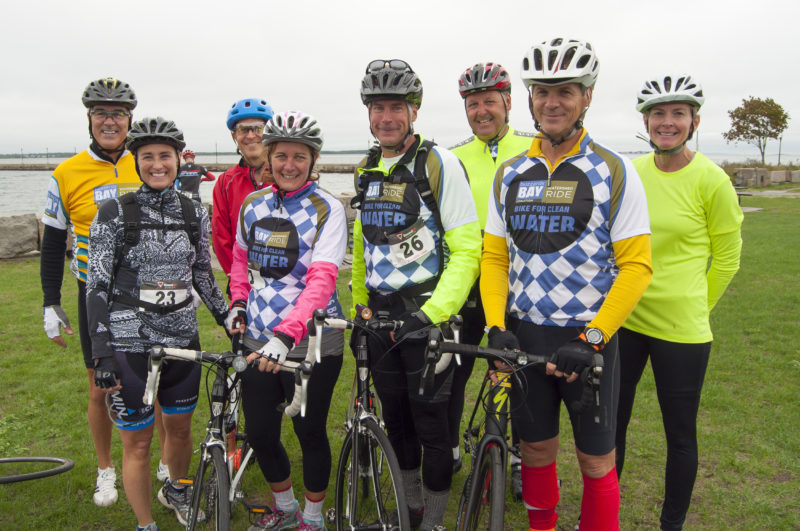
[{"left": 0, "top": 213, "right": 40, "bottom": 258}]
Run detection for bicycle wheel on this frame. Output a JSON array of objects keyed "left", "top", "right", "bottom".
[
  {"left": 188, "top": 445, "right": 231, "bottom": 531},
  {"left": 458, "top": 444, "right": 505, "bottom": 531},
  {"left": 334, "top": 417, "right": 409, "bottom": 530},
  {"left": 0, "top": 457, "right": 74, "bottom": 484}
]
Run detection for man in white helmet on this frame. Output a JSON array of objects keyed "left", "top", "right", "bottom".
[{"left": 480, "top": 39, "right": 653, "bottom": 530}]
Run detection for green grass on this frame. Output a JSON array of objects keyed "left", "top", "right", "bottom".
[{"left": 1, "top": 195, "right": 798, "bottom": 529}]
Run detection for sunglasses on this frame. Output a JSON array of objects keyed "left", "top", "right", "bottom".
[
  {"left": 234, "top": 123, "right": 265, "bottom": 136},
  {"left": 89, "top": 109, "right": 131, "bottom": 121},
  {"left": 366, "top": 59, "right": 413, "bottom": 73}
]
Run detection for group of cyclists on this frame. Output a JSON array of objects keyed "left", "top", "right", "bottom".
[{"left": 41, "top": 36, "right": 742, "bottom": 531}]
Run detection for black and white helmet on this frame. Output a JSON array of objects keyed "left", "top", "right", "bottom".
[
  {"left": 262, "top": 111, "right": 324, "bottom": 152},
  {"left": 360, "top": 59, "right": 423, "bottom": 107},
  {"left": 82, "top": 77, "right": 137, "bottom": 109},
  {"left": 126, "top": 117, "right": 186, "bottom": 153},
  {"left": 636, "top": 74, "right": 705, "bottom": 112},
  {"left": 521, "top": 38, "right": 599, "bottom": 88}
]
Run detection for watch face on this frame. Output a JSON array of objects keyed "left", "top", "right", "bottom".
[{"left": 585, "top": 328, "right": 603, "bottom": 345}]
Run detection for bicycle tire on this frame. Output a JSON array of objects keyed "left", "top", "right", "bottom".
[
  {"left": 0, "top": 457, "right": 74, "bottom": 484},
  {"left": 334, "top": 417, "right": 409, "bottom": 530},
  {"left": 188, "top": 445, "right": 231, "bottom": 531},
  {"left": 458, "top": 444, "right": 505, "bottom": 530}
]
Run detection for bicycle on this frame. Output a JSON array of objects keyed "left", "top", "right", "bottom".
[
  {"left": 142, "top": 336, "right": 316, "bottom": 531},
  {"left": 417, "top": 330, "right": 603, "bottom": 531},
  {"left": 308, "top": 307, "right": 453, "bottom": 531}
]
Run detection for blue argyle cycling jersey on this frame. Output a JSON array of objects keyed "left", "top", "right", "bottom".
[
  {"left": 358, "top": 145, "right": 476, "bottom": 293},
  {"left": 236, "top": 181, "right": 346, "bottom": 341},
  {"left": 485, "top": 133, "right": 650, "bottom": 326}
]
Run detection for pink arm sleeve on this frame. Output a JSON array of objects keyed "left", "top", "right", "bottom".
[
  {"left": 229, "top": 243, "right": 251, "bottom": 304},
  {"left": 273, "top": 261, "right": 339, "bottom": 345}
]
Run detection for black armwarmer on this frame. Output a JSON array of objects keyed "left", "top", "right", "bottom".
[{"left": 40, "top": 225, "right": 68, "bottom": 306}]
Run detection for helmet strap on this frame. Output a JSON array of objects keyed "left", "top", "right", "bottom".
[{"left": 646, "top": 118, "right": 694, "bottom": 156}]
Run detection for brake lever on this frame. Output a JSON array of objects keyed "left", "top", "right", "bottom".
[
  {"left": 418, "top": 337, "right": 440, "bottom": 396},
  {"left": 298, "top": 360, "right": 313, "bottom": 417},
  {"left": 143, "top": 346, "right": 164, "bottom": 406}
]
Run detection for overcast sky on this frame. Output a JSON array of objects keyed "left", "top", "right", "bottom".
[{"left": 3, "top": 0, "right": 798, "bottom": 160}]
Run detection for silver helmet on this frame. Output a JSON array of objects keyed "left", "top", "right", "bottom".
[
  {"left": 126, "top": 116, "right": 186, "bottom": 153},
  {"left": 262, "top": 111, "right": 324, "bottom": 152},
  {"left": 360, "top": 59, "right": 423, "bottom": 107}
]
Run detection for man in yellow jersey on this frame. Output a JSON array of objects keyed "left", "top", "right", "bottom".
[
  {"left": 351, "top": 59, "right": 481, "bottom": 530},
  {"left": 40, "top": 77, "right": 142, "bottom": 507},
  {"left": 449, "top": 62, "right": 534, "bottom": 498},
  {"left": 480, "top": 39, "right": 652, "bottom": 531}
]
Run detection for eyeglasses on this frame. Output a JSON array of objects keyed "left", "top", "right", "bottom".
[
  {"left": 366, "top": 59, "right": 413, "bottom": 73},
  {"left": 89, "top": 109, "right": 131, "bottom": 121},
  {"left": 234, "top": 123, "right": 265, "bottom": 136}
]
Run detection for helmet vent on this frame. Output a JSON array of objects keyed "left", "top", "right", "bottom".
[{"left": 562, "top": 47, "right": 576, "bottom": 69}]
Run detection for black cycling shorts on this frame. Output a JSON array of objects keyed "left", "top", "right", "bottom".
[
  {"left": 107, "top": 338, "right": 201, "bottom": 431},
  {"left": 508, "top": 318, "right": 620, "bottom": 456}
]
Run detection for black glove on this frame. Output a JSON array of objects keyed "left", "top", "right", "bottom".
[
  {"left": 487, "top": 326, "right": 520, "bottom": 350},
  {"left": 94, "top": 357, "right": 118, "bottom": 389},
  {"left": 550, "top": 336, "right": 597, "bottom": 375},
  {"left": 395, "top": 310, "right": 432, "bottom": 343}
]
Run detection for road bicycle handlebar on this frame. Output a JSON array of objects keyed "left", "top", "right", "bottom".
[
  {"left": 307, "top": 307, "right": 454, "bottom": 377},
  {"left": 425, "top": 324, "right": 606, "bottom": 422},
  {"left": 143, "top": 343, "right": 313, "bottom": 418}
]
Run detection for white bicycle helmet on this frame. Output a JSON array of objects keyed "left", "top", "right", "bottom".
[
  {"left": 521, "top": 38, "right": 599, "bottom": 88},
  {"left": 262, "top": 111, "right": 324, "bottom": 152},
  {"left": 458, "top": 62, "right": 512, "bottom": 98},
  {"left": 636, "top": 74, "right": 705, "bottom": 112}
]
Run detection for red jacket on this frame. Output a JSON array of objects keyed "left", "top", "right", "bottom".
[{"left": 211, "top": 160, "right": 270, "bottom": 276}]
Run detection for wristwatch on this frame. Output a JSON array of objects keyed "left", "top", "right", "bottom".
[{"left": 583, "top": 327, "right": 605, "bottom": 349}]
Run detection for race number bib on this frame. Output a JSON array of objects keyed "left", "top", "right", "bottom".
[
  {"left": 386, "top": 217, "right": 435, "bottom": 267},
  {"left": 139, "top": 280, "right": 190, "bottom": 307},
  {"left": 248, "top": 266, "right": 267, "bottom": 290}
]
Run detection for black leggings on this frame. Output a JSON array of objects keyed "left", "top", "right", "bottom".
[
  {"left": 241, "top": 352, "right": 342, "bottom": 493},
  {"left": 367, "top": 292, "right": 454, "bottom": 492},
  {"left": 615, "top": 328, "right": 710, "bottom": 531},
  {"left": 77, "top": 280, "right": 93, "bottom": 368}
]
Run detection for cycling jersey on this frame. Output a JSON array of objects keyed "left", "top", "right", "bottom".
[
  {"left": 231, "top": 180, "right": 347, "bottom": 346},
  {"left": 483, "top": 131, "right": 651, "bottom": 330},
  {"left": 623, "top": 152, "right": 742, "bottom": 343},
  {"left": 42, "top": 148, "right": 140, "bottom": 281},
  {"left": 451, "top": 127, "right": 535, "bottom": 229},
  {"left": 211, "top": 159, "right": 270, "bottom": 276},
  {"left": 176, "top": 162, "right": 215, "bottom": 201},
  {"left": 86, "top": 183, "right": 228, "bottom": 359},
  {"left": 351, "top": 135, "right": 481, "bottom": 323}
]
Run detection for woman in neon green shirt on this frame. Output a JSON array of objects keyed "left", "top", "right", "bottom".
[{"left": 615, "top": 74, "right": 743, "bottom": 531}]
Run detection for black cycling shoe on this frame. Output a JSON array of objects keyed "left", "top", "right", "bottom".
[
  {"left": 510, "top": 463, "right": 522, "bottom": 501},
  {"left": 453, "top": 456, "right": 463, "bottom": 474}
]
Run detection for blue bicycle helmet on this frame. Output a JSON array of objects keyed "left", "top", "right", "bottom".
[{"left": 226, "top": 98, "right": 274, "bottom": 131}]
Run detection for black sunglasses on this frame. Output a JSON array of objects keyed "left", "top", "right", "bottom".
[{"left": 366, "top": 59, "right": 413, "bottom": 73}]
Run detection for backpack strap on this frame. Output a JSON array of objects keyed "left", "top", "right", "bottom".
[{"left": 111, "top": 192, "right": 201, "bottom": 314}]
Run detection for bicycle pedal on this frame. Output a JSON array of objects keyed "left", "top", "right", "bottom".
[{"left": 175, "top": 478, "right": 193, "bottom": 486}]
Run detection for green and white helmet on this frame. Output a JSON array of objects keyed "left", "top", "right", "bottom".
[
  {"left": 636, "top": 74, "right": 705, "bottom": 113},
  {"left": 521, "top": 38, "right": 599, "bottom": 88},
  {"left": 262, "top": 111, "right": 324, "bottom": 152}
]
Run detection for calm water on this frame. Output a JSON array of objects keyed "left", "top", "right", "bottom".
[
  {"left": 0, "top": 151, "right": 791, "bottom": 216},
  {"left": 0, "top": 154, "right": 359, "bottom": 216}
]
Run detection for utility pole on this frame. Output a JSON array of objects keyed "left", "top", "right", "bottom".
[
  {"left": 20, "top": 147, "right": 23, "bottom": 165},
  {"left": 778, "top": 135, "right": 783, "bottom": 166}
]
